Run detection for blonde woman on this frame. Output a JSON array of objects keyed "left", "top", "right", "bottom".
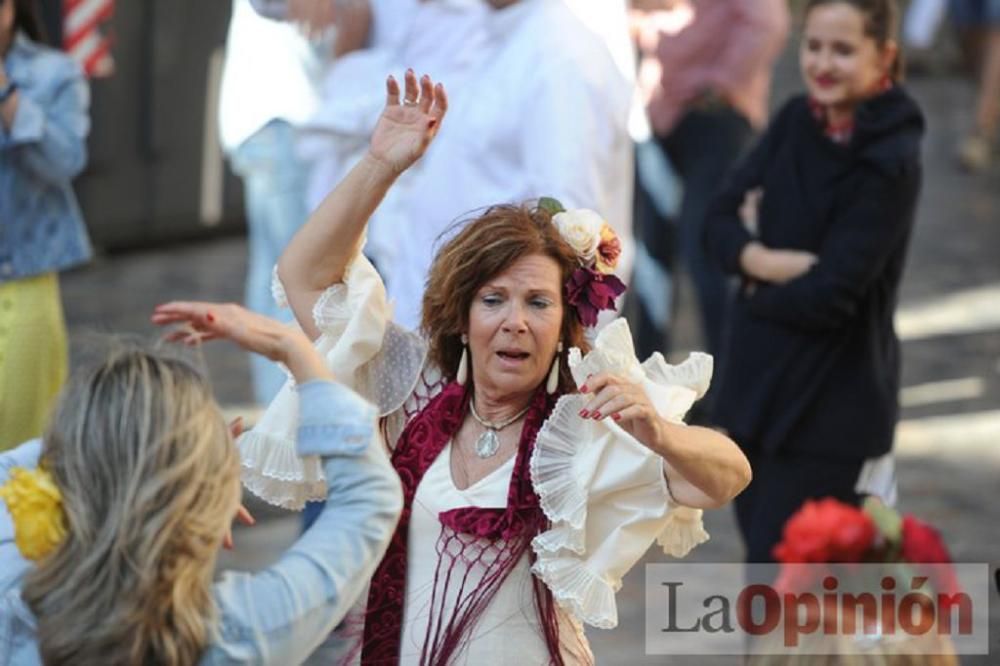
[{"left": 0, "top": 303, "right": 403, "bottom": 664}]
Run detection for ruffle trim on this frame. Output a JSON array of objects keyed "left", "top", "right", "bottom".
[
  {"left": 530, "top": 394, "right": 589, "bottom": 534},
  {"left": 271, "top": 266, "right": 288, "bottom": 309},
  {"left": 530, "top": 555, "right": 620, "bottom": 630},
  {"left": 657, "top": 505, "right": 710, "bottom": 558},
  {"left": 530, "top": 318, "right": 711, "bottom": 627},
  {"left": 311, "top": 282, "right": 351, "bottom": 335},
  {"left": 642, "top": 352, "right": 713, "bottom": 401},
  {"left": 238, "top": 430, "right": 326, "bottom": 511}
]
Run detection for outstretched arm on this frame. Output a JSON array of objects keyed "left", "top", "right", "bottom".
[{"left": 277, "top": 70, "right": 448, "bottom": 339}]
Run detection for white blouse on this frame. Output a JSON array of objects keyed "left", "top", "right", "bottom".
[{"left": 240, "top": 253, "right": 712, "bottom": 635}]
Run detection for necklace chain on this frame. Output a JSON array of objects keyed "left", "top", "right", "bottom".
[
  {"left": 468, "top": 400, "right": 531, "bottom": 431},
  {"left": 467, "top": 399, "right": 531, "bottom": 459}
]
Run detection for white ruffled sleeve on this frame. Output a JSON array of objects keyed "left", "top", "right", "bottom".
[
  {"left": 240, "top": 255, "right": 428, "bottom": 510},
  {"left": 529, "top": 319, "right": 712, "bottom": 629}
]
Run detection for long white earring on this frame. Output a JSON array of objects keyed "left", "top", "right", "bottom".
[
  {"left": 456, "top": 334, "right": 469, "bottom": 385},
  {"left": 546, "top": 341, "right": 563, "bottom": 394}
]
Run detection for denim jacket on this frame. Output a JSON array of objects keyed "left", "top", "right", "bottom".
[
  {"left": 0, "top": 31, "right": 92, "bottom": 283},
  {"left": 0, "top": 380, "right": 404, "bottom": 664}
]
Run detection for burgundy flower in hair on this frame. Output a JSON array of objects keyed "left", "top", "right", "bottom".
[{"left": 566, "top": 267, "right": 627, "bottom": 327}]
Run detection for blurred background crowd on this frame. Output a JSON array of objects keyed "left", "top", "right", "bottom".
[{"left": 1, "top": 0, "right": 997, "bottom": 663}]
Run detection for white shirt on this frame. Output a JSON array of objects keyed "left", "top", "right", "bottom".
[
  {"left": 300, "top": 0, "right": 491, "bottom": 211},
  {"left": 373, "top": 0, "right": 635, "bottom": 329},
  {"left": 218, "top": 0, "right": 328, "bottom": 151}
]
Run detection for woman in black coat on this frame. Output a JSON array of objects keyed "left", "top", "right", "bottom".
[{"left": 704, "top": 0, "right": 924, "bottom": 563}]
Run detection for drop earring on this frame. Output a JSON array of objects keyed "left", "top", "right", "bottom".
[
  {"left": 456, "top": 334, "right": 469, "bottom": 385},
  {"left": 546, "top": 341, "right": 563, "bottom": 394}
]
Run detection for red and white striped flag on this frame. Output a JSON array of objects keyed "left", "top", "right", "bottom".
[{"left": 62, "top": 0, "right": 115, "bottom": 78}]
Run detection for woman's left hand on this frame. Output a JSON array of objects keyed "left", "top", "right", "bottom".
[{"left": 579, "top": 373, "right": 663, "bottom": 447}]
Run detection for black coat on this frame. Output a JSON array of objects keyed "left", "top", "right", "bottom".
[{"left": 704, "top": 86, "right": 925, "bottom": 460}]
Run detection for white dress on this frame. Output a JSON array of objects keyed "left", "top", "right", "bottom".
[
  {"left": 401, "top": 443, "right": 591, "bottom": 665},
  {"left": 240, "top": 253, "right": 713, "bottom": 654}
]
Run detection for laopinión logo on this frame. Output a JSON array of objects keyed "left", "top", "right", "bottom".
[{"left": 644, "top": 563, "right": 990, "bottom": 656}]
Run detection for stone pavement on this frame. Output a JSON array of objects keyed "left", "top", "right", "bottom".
[{"left": 60, "top": 71, "right": 998, "bottom": 665}]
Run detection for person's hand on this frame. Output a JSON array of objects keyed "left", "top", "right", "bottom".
[
  {"left": 220, "top": 416, "right": 255, "bottom": 550},
  {"left": 739, "top": 242, "right": 818, "bottom": 284},
  {"left": 578, "top": 373, "right": 664, "bottom": 449},
  {"left": 368, "top": 69, "right": 447, "bottom": 175},
  {"left": 223, "top": 505, "right": 256, "bottom": 550},
  {"left": 150, "top": 301, "right": 332, "bottom": 382}
]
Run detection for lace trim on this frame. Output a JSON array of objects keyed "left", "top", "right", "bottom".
[
  {"left": 530, "top": 394, "right": 591, "bottom": 533},
  {"left": 641, "top": 351, "right": 713, "bottom": 401},
  {"left": 271, "top": 266, "right": 288, "bottom": 309},
  {"left": 243, "top": 253, "right": 433, "bottom": 506},
  {"left": 657, "top": 505, "right": 710, "bottom": 558},
  {"left": 311, "top": 283, "right": 351, "bottom": 334},
  {"left": 355, "top": 322, "right": 429, "bottom": 417},
  {"left": 530, "top": 318, "right": 711, "bottom": 627},
  {"left": 531, "top": 555, "right": 620, "bottom": 630},
  {"left": 238, "top": 429, "right": 326, "bottom": 511}
]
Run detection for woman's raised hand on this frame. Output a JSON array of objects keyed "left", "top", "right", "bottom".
[
  {"left": 368, "top": 70, "right": 448, "bottom": 175},
  {"left": 578, "top": 373, "right": 664, "bottom": 449},
  {"left": 151, "top": 301, "right": 332, "bottom": 383}
]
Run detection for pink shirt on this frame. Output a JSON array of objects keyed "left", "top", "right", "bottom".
[{"left": 642, "top": 0, "right": 790, "bottom": 136}]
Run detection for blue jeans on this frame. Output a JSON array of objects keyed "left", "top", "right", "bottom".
[{"left": 230, "top": 120, "right": 309, "bottom": 404}]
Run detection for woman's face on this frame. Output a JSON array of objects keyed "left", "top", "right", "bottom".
[
  {"left": 467, "top": 253, "right": 564, "bottom": 401},
  {"left": 800, "top": 3, "right": 896, "bottom": 111}
]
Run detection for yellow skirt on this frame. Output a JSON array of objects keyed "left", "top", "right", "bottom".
[{"left": 0, "top": 273, "right": 68, "bottom": 451}]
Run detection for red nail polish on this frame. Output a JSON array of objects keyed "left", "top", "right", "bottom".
[
  {"left": 206, "top": 313, "right": 215, "bottom": 323},
  {"left": 580, "top": 384, "right": 589, "bottom": 393},
  {"left": 612, "top": 413, "right": 621, "bottom": 421},
  {"left": 593, "top": 411, "right": 601, "bottom": 420},
  {"left": 580, "top": 409, "right": 589, "bottom": 418}
]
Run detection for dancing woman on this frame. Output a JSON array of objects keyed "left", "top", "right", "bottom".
[
  {"left": 242, "top": 70, "right": 751, "bottom": 664},
  {"left": 0, "top": 304, "right": 402, "bottom": 664},
  {"left": 704, "top": 0, "right": 924, "bottom": 563}
]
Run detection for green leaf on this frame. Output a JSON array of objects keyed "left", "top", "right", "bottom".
[
  {"left": 537, "top": 197, "right": 566, "bottom": 216},
  {"left": 864, "top": 496, "right": 902, "bottom": 544}
]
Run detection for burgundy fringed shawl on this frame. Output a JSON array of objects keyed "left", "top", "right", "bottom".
[{"left": 360, "top": 381, "right": 564, "bottom": 665}]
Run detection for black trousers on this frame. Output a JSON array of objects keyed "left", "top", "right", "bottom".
[
  {"left": 656, "top": 104, "right": 753, "bottom": 358},
  {"left": 735, "top": 450, "right": 865, "bottom": 563}
]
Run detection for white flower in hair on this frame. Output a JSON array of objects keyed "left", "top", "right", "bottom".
[{"left": 553, "top": 209, "right": 604, "bottom": 264}]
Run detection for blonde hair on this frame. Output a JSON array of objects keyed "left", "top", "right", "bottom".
[{"left": 22, "top": 345, "right": 240, "bottom": 665}]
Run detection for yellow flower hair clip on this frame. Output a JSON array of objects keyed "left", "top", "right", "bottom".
[{"left": 0, "top": 467, "right": 67, "bottom": 561}]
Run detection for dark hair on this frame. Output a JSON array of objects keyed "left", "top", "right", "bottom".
[
  {"left": 11, "top": 0, "right": 47, "bottom": 44},
  {"left": 805, "top": 0, "right": 903, "bottom": 81},
  {"left": 421, "top": 203, "right": 589, "bottom": 394}
]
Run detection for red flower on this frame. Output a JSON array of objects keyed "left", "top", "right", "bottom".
[
  {"left": 900, "top": 515, "right": 961, "bottom": 596},
  {"left": 566, "top": 267, "right": 627, "bottom": 327},
  {"left": 773, "top": 498, "right": 877, "bottom": 564},
  {"left": 900, "top": 516, "right": 950, "bottom": 564}
]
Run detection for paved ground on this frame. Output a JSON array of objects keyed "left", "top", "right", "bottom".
[{"left": 60, "top": 64, "right": 999, "bottom": 664}]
